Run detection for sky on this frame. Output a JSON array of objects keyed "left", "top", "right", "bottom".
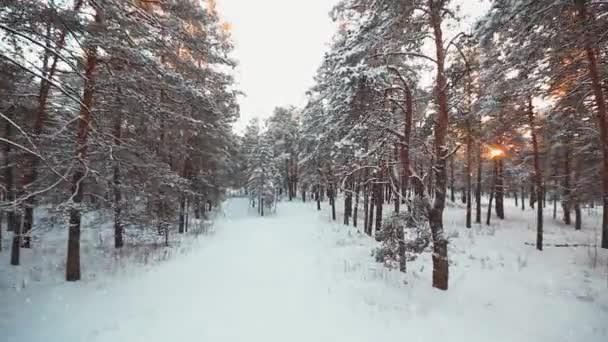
[
  {"left": 216, "top": 0, "right": 491, "bottom": 132},
  {"left": 216, "top": 0, "right": 340, "bottom": 132}
]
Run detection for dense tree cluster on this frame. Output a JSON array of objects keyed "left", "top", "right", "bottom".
[
  {"left": 295, "top": 0, "right": 608, "bottom": 290},
  {"left": 0, "top": 0, "right": 240, "bottom": 280}
]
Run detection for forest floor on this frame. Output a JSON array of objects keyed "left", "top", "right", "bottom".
[{"left": 1, "top": 197, "right": 608, "bottom": 341}]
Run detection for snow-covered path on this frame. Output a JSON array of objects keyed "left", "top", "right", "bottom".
[
  {"left": 2, "top": 197, "right": 608, "bottom": 342},
  {"left": 1, "top": 198, "right": 380, "bottom": 342}
]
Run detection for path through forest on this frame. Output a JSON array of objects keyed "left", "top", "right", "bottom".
[
  {"left": 2, "top": 198, "right": 608, "bottom": 342},
  {"left": 1, "top": 198, "right": 384, "bottom": 342}
]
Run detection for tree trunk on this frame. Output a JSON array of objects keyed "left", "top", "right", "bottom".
[
  {"left": 363, "top": 183, "right": 369, "bottom": 234},
  {"left": 487, "top": 172, "right": 495, "bottom": 226},
  {"left": 450, "top": 155, "right": 455, "bottom": 202},
  {"left": 330, "top": 182, "right": 336, "bottom": 221},
  {"left": 112, "top": 105, "right": 123, "bottom": 248},
  {"left": 530, "top": 184, "right": 536, "bottom": 209},
  {"left": 397, "top": 224, "right": 406, "bottom": 273},
  {"left": 495, "top": 159, "right": 504, "bottom": 219},
  {"left": 428, "top": 0, "right": 449, "bottom": 290},
  {"left": 66, "top": 8, "right": 100, "bottom": 281},
  {"left": 353, "top": 181, "right": 360, "bottom": 228},
  {"left": 3, "top": 109, "right": 17, "bottom": 233},
  {"left": 375, "top": 180, "right": 383, "bottom": 232},
  {"left": 10, "top": 217, "right": 23, "bottom": 266},
  {"left": 401, "top": 85, "right": 413, "bottom": 205},
  {"left": 466, "top": 118, "right": 472, "bottom": 228},
  {"left": 20, "top": 0, "right": 86, "bottom": 249},
  {"left": 367, "top": 191, "right": 374, "bottom": 236},
  {"left": 344, "top": 185, "right": 352, "bottom": 226},
  {"left": 576, "top": 0, "right": 607, "bottom": 247},
  {"left": 528, "top": 96, "right": 543, "bottom": 251},
  {"left": 178, "top": 195, "right": 186, "bottom": 233},
  {"left": 521, "top": 185, "right": 525, "bottom": 211},
  {"left": 475, "top": 139, "right": 482, "bottom": 224},
  {"left": 563, "top": 144, "right": 572, "bottom": 225},
  {"left": 575, "top": 203, "right": 582, "bottom": 230}
]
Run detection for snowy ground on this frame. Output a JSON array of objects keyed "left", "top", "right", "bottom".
[{"left": 1, "top": 197, "right": 607, "bottom": 341}]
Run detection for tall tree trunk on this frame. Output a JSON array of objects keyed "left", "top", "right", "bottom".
[
  {"left": 330, "top": 182, "right": 336, "bottom": 221},
  {"left": 316, "top": 184, "right": 321, "bottom": 211},
  {"left": 375, "top": 178, "right": 383, "bottom": 233},
  {"left": 367, "top": 191, "right": 374, "bottom": 236},
  {"left": 576, "top": 0, "right": 607, "bottom": 247},
  {"left": 487, "top": 167, "right": 495, "bottom": 226},
  {"left": 402, "top": 85, "right": 413, "bottom": 204},
  {"left": 353, "top": 181, "right": 360, "bottom": 228},
  {"left": 475, "top": 142, "right": 482, "bottom": 224},
  {"left": 466, "top": 118, "right": 472, "bottom": 228},
  {"left": 530, "top": 183, "right": 536, "bottom": 209},
  {"left": 528, "top": 96, "right": 543, "bottom": 251},
  {"left": 495, "top": 159, "right": 504, "bottom": 219},
  {"left": 178, "top": 195, "right": 186, "bottom": 233},
  {"left": 450, "top": 155, "right": 455, "bottom": 202},
  {"left": 563, "top": 144, "right": 572, "bottom": 225},
  {"left": 112, "top": 104, "right": 123, "bottom": 248},
  {"left": 20, "top": 0, "right": 86, "bottom": 249},
  {"left": 363, "top": 183, "right": 369, "bottom": 234},
  {"left": 428, "top": 0, "right": 449, "bottom": 290},
  {"left": 521, "top": 184, "right": 525, "bottom": 211},
  {"left": 66, "top": 8, "right": 100, "bottom": 281},
  {"left": 344, "top": 183, "right": 352, "bottom": 226},
  {"left": 4, "top": 109, "right": 17, "bottom": 234}
]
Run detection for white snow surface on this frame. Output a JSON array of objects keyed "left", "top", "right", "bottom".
[{"left": 1, "top": 197, "right": 607, "bottom": 341}]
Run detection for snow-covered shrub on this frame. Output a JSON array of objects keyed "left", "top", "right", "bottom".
[{"left": 374, "top": 198, "right": 431, "bottom": 269}]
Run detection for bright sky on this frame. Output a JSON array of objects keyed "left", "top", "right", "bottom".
[
  {"left": 217, "top": 0, "right": 490, "bottom": 132},
  {"left": 216, "top": 0, "right": 340, "bottom": 132}
]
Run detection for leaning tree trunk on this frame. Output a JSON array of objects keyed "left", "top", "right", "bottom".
[
  {"left": 475, "top": 140, "right": 482, "bottom": 224},
  {"left": 528, "top": 96, "right": 543, "bottom": 251},
  {"left": 428, "top": 0, "right": 449, "bottom": 290},
  {"left": 576, "top": 0, "right": 608, "bottom": 248},
  {"left": 66, "top": 10, "right": 100, "bottom": 281}
]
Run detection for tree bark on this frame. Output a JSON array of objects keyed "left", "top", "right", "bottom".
[
  {"left": 330, "top": 182, "right": 336, "bottom": 221},
  {"left": 450, "top": 155, "right": 455, "bottom": 202},
  {"left": 487, "top": 169, "right": 495, "bottom": 226},
  {"left": 428, "top": 0, "right": 449, "bottom": 290},
  {"left": 475, "top": 142, "right": 482, "bottom": 224},
  {"left": 112, "top": 103, "right": 123, "bottom": 248},
  {"left": 521, "top": 185, "right": 525, "bottom": 211},
  {"left": 398, "top": 83, "right": 413, "bottom": 208},
  {"left": 528, "top": 96, "right": 543, "bottom": 251},
  {"left": 576, "top": 0, "right": 608, "bottom": 248},
  {"left": 66, "top": 8, "right": 100, "bottom": 281},
  {"left": 563, "top": 144, "right": 572, "bottom": 225},
  {"left": 363, "top": 182, "right": 369, "bottom": 234},
  {"left": 495, "top": 159, "right": 504, "bottom": 219},
  {"left": 353, "top": 181, "right": 360, "bottom": 228},
  {"left": 466, "top": 118, "right": 472, "bottom": 228},
  {"left": 20, "top": 0, "right": 86, "bottom": 249}
]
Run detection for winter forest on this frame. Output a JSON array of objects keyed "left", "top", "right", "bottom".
[{"left": 1, "top": 0, "right": 608, "bottom": 341}]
